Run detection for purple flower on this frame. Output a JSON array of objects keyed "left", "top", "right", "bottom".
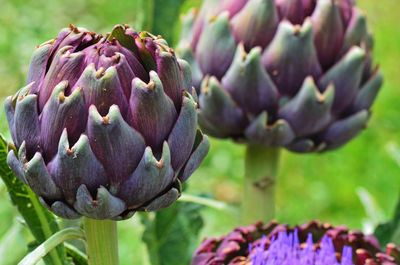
[
  {"left": 177, "top": 0, "right": 383, "bottom": 153},
  {"left": 191, "top": 221, "right": 400, "bottom": 265},
  {"left": 5, "top": 24, "right": 209, "bottom": 220},
  {"left": 249, "top": 231, "right": 353, "bottom": 265}
]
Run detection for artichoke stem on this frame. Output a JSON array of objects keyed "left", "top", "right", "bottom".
[
  {"left": 242, "top": 145, "right": 280, "bottom": 225},
  {"left": 83, "top": 218, "right": 119, "bottom": 265}
]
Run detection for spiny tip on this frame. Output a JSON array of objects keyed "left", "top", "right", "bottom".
[
  {"left": 102, "top": 116, "right": 110, "bottom": 125},
  {"left": 147, "top": 80, "right": 156, "bottom": 91},
  {"left": 96, "top": 67, "right": 105, "bottom": 78},
  {"left": 58, "top": 92, "right": 65, "bottom": 103},
  {"left": 293, "top": 25, "right": 301, "bottom": 36}
]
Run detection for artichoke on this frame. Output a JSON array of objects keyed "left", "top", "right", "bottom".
[
  {"left": 191, "top": 220, "right": 400, "bottom": 265},
  {"left": 178, "top": 0, "right": 383, "bottom": 152},
  {"left": 5, "top": 24, "right": 209, "bottom": 220}
]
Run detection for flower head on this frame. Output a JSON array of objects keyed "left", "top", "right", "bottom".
[
  {"left": 5, "top": 24, "right": 209, "bottom": 220},
  {"left": 191, "top": 221, "right": 400, "bottom": 265},
  {"left": 178, "top": 0, "right": 383, "bottom": 152}
]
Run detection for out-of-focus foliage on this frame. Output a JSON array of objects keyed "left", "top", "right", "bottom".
[
  {"left": 375, "top": 196, "right": 400, "bottom": 246},
  {"left": 140, "top": 202, "right": 204, "bottom": 265},
  {"left": 0, "top": 135, "right": 67, "bottom": 264},
  {"left": 374, "top": 143, "right": 400, "bottom": 246},
  {"left": 0, "top": 0, "right": 399, "bottom": 264}
]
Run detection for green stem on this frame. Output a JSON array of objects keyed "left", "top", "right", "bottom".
[
  {"left": 242, "top": 145, "right": 280, "bottom": 225},
  {"left": 83, "top": 218, "right": 119, "bottom": 265}
]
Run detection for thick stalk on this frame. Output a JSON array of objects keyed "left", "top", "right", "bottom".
[
  {"left": 83, "top": 218, "right": 119, "bottom": 265},
  {"left": 242, "top": 145, "right": 280, "bottom": 225}
]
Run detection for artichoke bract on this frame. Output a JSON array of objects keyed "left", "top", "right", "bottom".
[
  {"left": 191, "top": 221, "right": 400, "bottom": 265},
  {"left": 178, "top": 0, "right": 383, "bottom": 152},
  {"left": 5, "top": 24, "right": 209, "bottom": 220}
]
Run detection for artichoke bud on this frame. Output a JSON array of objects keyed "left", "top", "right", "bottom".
[
  {"left": 177, "top": 0, "right": 382, "bottom": 153},
  {"left": 5, "top": 24, "right": 208, "bottom": 220}
]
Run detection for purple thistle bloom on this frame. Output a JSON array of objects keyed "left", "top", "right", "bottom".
[
  {"left": 249, "top": 230, "right": 354, "bottom": 265},
  {"left": 191, "top": 221, "right": 400, "bottom": 265}
]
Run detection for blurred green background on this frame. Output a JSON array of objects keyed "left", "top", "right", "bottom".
[{"left": 0, "top": 0, "right": 399, "bottom": 264}]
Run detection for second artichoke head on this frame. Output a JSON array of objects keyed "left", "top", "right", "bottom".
[{"left": 178, "top": 0, "right": 383, "bottom": 153}]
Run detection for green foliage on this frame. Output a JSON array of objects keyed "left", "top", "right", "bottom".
[
  {"left": 65, "top": 243, "right": 88, "bottom": 265},
  {"left": 374, "top": 141, "right": 400, "bottom": 247},
  {"left": 139, "top": 0, "right": 186, "bottom": 45},
  {"left": 19, "top": 228, "right": 85, "bottom": 265},
  {"left": 0, "top": 134, "right": 67, "bottom": 265},
  {"left": 0, "top": 223, "right": 26, "bottom": 265},
  {"left": 138, "top": 0, "right": 204, "bottom": 46},
  {"left": 140, "top": 202, "right": 204, "bottom": 265},
  {"left": 375, "top": 196, "right": 400, "bottom": 246}
]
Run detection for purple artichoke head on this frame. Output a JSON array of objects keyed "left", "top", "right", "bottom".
[
  {"left": 177, "top": 0, "right": 383, "bottom": 153},
  {"left": 5, "top": 24, "right": 209, "bottom": 220},
  {"left": 191, "top": 220, "right": 400, "bottom": 265}
]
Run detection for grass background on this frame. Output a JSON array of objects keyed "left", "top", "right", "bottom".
[{"left": 0, "top": 0, "right": 399, "bottom": 264}]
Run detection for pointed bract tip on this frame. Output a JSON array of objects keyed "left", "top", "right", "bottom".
[
  {"left": 58, "top": 92, "right": 65, "bottom": 103},
  {"left": 102, "top": 116, "right": 110, "bottom": 124},
  {"left": 96, "top": 67, "right": 105, "bottom": 78},
  {"left": 147, "top": 80, "right": 156, "bottom": 91},
  {"left": 66, "top": 148, "right": 74, "bottom": 155},
  {"left": 293, "top": 25, "right": 302, "bottom": 35}
]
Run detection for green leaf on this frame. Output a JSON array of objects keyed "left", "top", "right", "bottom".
[
  {"left": 0, "top": 223, "right": 27, "bottom": 265},
  {"left": 375, "top": 194, "right": 400, "bottom": 246},
  {"left": 140, "top": 201, "right": 204, "bottom": 265},
  {"left": 65, "top": 243, "right": 88, "bottom": 265},
  {"left": 139, "top": 0, "right": 186, "bottom": 45},
  {"left": 0, "top": 134, "right": 66, "bottom": 265},
  {"left": 179, "top": 193, "right": 238, "bottom": 214},
  {"left": 152, "top": 0, "right": 186, "bottom": 45},
  {"left": 356, "top": 187, "right": 386, "bottom": 233},
  {"left": 18, "top": 227, "right": 85, "bottom": 265},
  {"left": 375, "top": 143, "right": 400, "bottom": 246}
]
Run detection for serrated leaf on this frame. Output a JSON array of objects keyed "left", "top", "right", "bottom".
[
  {"left": 375, "top": 194, "right": 400, "bottom": 246},
  {"left": 0, "top": 134, "right": 66, "bottom": 265},
  {"left": 140, "top": 201, "right": 204, "bottom": 265}
]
